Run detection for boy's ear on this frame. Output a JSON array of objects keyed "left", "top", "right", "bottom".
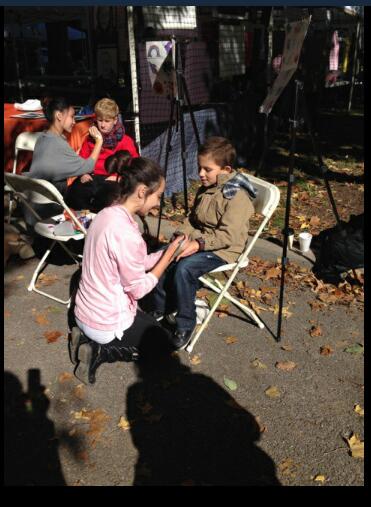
[{"left": 223, "top": 165, "right": 233, "bottom": 173}]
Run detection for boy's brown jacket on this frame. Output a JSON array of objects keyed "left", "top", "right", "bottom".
[{"left": 177, "top": 170, "right": 255, "bottom": 264}]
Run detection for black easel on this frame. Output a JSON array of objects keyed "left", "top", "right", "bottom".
[
  {"left": 273, "top": 77, "right": 353, "bottom": 341},
  {"left": 156, "top": 37, "right": 200, "bottom": 240}
]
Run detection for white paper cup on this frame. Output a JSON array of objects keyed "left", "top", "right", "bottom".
[{"left": 298, "top": 232, "right": 312, "bottom": 253}]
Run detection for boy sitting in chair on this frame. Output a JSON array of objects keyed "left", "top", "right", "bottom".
[{"left": 144, "top": 136, "right": 257, "bottom": 350}]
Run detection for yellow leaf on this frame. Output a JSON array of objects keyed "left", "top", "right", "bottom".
[
  {"left": 190, "top": 354, "right": 202, "bottom": 365},
  {"left": 265, "top": 386, "right": 281, "bottom": 398},
  {"left": 313, "top": 475, "right": 326, "bottom": 483},
  {"left": 117, "top": 416, "right": 131, "bottom": 431},
  {"left": 73, "top": 410, "right": 90, "bottom": 420},
  {"left": 251, "top": 359, "right": 267, "bottom": 369},
  {"left": 300, "top": 222, "right": 310, "bottom": 229},
  {"left": 354, "top": 404, "right": 364, "bottom": 416},
  {"left": 346, "top": 433, "right": 364, "bottom": 459},
  {"left": 225, "top": 336, "right": 238, "bottom": 345}
]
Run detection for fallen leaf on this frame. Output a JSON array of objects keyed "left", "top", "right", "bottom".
[
  {"left": 217, "top": 312, "right": 228, "bottom": 319},
  {"left": 272, "top": 305, "right": 292, "bottom": 318},
  {"left": 223, "top": 376, "right": 237, "bottom": 391},
  {"left": 196, "top": 288, "right": 209, "bottom": 298},
  {"left": 264, "top": 267, "right": 281, "bottom": 280},
  {"left": 275, "top": 361, "right": 297, "bottom": 372},
  {"left": 44, "top": 330, "right": 63, "bottom": 343},
  {"left": 344, "top": 343, "right": 364, "bottom": 355},
  {"left": 313, "top": 475, "right": 326, "bottom": 483},
  {"left": 73, "top": 384, "right": 86, "bottom": 400},
  {"left": 190, "top": 354, "right": 202, "bottom": 365},
  {"left": 278, "top": 458, "right": 298, "bottom": 477},
  {"left": 345, "top": 433, "right": 364, "bottom": 459},
  {"left": 225, "top": 336, "right": 238, "bottom": 345},
  {"left": 310, "top": 325, "right": 323, "bottom": 337},
  {"left": 37, "top": 273, "right": 59, "bottom": 286},
  {"left": 265, "top": 386, "right": 281, "bottom": 398},
  {"left": 117, "top": 416, "right": 131, "bottom": 431},
  {"left": 280, "top": 344, "right": 293, "bottom": 351},
  {"left": 309, "top": 216, "right": 321, "bottom": 227},
  {"left": 58, "top": 372, "right": 73, "bottom": 383},
  {"left": 320, "top": 345, "right": 333, "bottom": 356},
  {"left": 251, "top": 359, "right": 267, "bottom": 369},
  {"left": 73, "top": 410, "right": 90, "bottom": 420},
  {"left": 76, "top": 451, "right": 89, "bottom": 463},
  {"left": 34, "top": 314, "right": 50, "bottom": 326},
  {"left": 354, "top": 404, "right": 364, "bottom": 416}
]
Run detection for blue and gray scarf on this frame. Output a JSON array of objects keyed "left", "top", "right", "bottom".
[{"left": 223, "top": 173, "right": 258, "bottom": 199}]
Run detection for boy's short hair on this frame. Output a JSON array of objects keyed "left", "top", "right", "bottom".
[
  {"left": 94, "top": 98, "right": 119, "bottom": 119},
  {"left": 198, "top": 137, "right": 236, "bottom": 168}
]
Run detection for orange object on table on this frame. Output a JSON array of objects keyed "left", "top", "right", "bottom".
[{"left": 4, "top": 103, "right": 94, "bottom": 174}]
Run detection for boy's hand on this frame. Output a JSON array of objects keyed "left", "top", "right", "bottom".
[{"left": 176, "top": 239, "right": 200, "bottom": 261}]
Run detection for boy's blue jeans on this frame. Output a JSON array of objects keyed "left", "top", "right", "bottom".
[{"left": 147, "top": 251, "right": 226, "bottom": 332}]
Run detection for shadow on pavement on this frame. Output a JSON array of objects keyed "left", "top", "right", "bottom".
[
  {"left": 126, "top": 334, "right": 281, "bottom": 486},
  {"left": 4, "top": 369, "right": 82, "bottom": 486}
]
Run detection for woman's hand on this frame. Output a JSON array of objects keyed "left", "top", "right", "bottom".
[
  {"left": 175, "top": 239, "right": 200, "bottom": 261},
  {"left": 88, "top": 126, "right": 103, "bottom": 143},
  {"left": 165, "top": 234, "right": 187, "bottom": 262},
  {"left": 80, "top": 174, "right": 93, "bottom": 184}
]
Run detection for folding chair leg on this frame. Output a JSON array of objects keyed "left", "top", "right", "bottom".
[
  {"left": 201, "top": 276, "right": 265, "bottom": 329},
  {"left": 27, "top": 240, "right": 72, "bottom": 306}
]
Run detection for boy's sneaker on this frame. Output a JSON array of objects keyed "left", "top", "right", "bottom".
[
  {"left": 149, "top": 311, "right": 164, "bottom": 322},
  {"left": 171, "top": 328, "right": 193, "bottom": 351}
]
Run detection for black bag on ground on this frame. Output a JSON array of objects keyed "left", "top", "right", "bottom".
[{"left": 311, "top": 213, "right": 364, "bottom": 284}]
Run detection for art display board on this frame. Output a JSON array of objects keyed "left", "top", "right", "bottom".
[
  {"left": 145, "top": 40, "right": 175, "bottom": 97},
  {"left": 260, "top": 16, "right": 311, "bottom": 115}
]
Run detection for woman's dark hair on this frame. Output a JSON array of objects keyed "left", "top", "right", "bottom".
[
  {"left": 42, "top": 96, "right": 74, "bottom": 123},
  {"left": 105, "top": 150, "right": 132, "bottom": 178},
  {"left": 118, "top": 157, "right": 164, "bottom": 201}
]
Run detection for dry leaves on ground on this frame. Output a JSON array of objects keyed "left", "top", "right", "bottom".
[
  {"left": 310, "top": 325, "right": 323, "bottom": 337},
  {"left": 117, "top": 416, "right": 132, "bottom": 431},
  {"left": 44, "top": 330, "right": 63, "bottom": 343},
  {"left": 225, "top": 336, "right": 238, "bottom": 345},
  {"left": 58, "top": 372, "right": 73, "bottom": 383},
  {"left": 34, "top": 313, "right": 50, "bottom": 326},
  {"left": 251, "top": 358, "right": 267, "bottom": 369},
  {"left": 345, "top": 433, "right": 364, "bottom": 459},
  {"left": 265, "top": 386, "right": 281, "bottom": 398},
  {"left": 320, "top": 345, "right": 334, "bottom": 356},
  {"left": 275, "top": 361, "right": 297, "bottom": 372},
  {"left": 354, "top": 404, "right": 364, "bottom": 416},
  {"left": 189, "top": 354, "right": 202, "bottom": 365}
]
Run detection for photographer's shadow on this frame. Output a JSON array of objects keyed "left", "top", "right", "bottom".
[{"left": 127, "top": 334, "right": 281, "bottom": 486}]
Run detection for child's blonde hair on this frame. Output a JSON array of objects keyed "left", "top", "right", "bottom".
[{"left": 94, "top": 98, "right": 119, "bottom": 119}]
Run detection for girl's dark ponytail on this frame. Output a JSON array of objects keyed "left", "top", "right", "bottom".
[
  {"left": 42, "top": 96, "right": 73, "bottom": 123},
  {"left": 118, "top": 157, "right": 163, "bottom": 200}
]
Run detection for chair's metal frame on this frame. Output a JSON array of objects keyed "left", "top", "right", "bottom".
[
  {"left": 186, "top": 174, "right": 281, "bottom": 353},
  {"left": 4, "top": 173, "right": 87, "bottom": 305},
  {"left": 7, "top": 131, "right": 43, "bottom": 223}
]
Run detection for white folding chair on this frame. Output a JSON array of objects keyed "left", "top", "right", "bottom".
[
  {"left": 6, "top": 131, "right": 42, "bottom": 223},
  {"left": 186, "top": 174, "right": 281, "bottom": 353},
  {"left": 4, "top": 173, "right": 88, "bottom": 305}
]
